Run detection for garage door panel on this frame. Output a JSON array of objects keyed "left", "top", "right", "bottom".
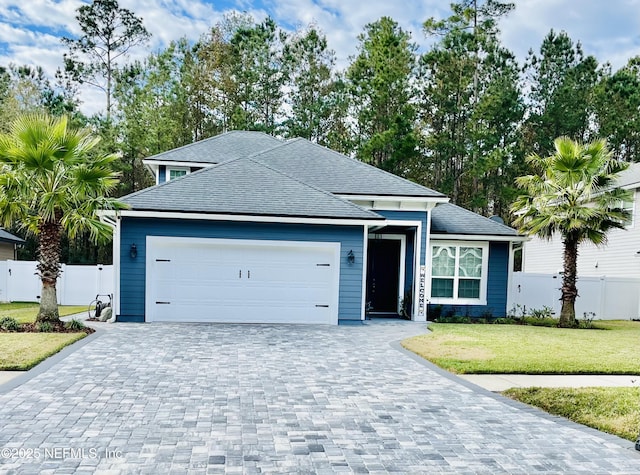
[{"left": 146, "top": 237, "right": 339, "bottom": 324}]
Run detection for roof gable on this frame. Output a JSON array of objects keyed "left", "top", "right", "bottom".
[
  {"left": 251, "top": 139, "right": 445, "bottom": 198},
  {"left": 122, "top": 157, "right": 381, "bottom": 220},
  {"left": 143, "top": 131, "right": 282, "bottom": 164},
  {"left": 431, "top": 203, "right": 519, "bottom": 236},
  {"left": 0, "top": 229, "right": 24, "bottom": 244}
]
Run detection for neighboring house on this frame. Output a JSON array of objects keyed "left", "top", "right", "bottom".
[
  {"left": 101, "top": 131, "right": 525, "bottom": 324},
  {"left": 0, "top": 228, "right": 24, "bottom": 260},
  {"left": 523, "top": 162, "right": 640, "bottom": 278}
]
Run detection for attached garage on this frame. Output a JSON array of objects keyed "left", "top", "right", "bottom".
[{"left": 146, "top": 236, "right": 340, "bottom": 324}]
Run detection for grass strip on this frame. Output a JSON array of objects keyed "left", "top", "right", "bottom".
[{"left": 504, "top": 386, "right": 640, "bottom": 441}]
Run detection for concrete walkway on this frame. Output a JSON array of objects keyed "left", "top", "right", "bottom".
[{"left": 0, "top": 321, "right": 638, "bottom": 474}]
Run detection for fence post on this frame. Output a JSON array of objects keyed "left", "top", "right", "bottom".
[{"left": 598, "top": 277, "right": 606, "bottom": 320}]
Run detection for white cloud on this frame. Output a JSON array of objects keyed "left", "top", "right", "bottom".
[
  {"left": 500, "top": 0, "right": 640, "bottom": 68},
  {"left": 1, "top": 0, "right": 640, "bottom": 116}
]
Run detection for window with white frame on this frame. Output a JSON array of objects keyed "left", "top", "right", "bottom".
[
  {"left": 430, "top": 242, "right": 488, "bottom": 304},
  {"left": 167, "top": 167, "right": 188, "bottom": 181},
  {"left": 609, "top": 196, "right": 635, "bottom": 228}
]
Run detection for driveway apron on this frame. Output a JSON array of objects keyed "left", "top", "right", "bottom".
[{"left": 0, "top": 321, "right": 638, "bottom": 474}]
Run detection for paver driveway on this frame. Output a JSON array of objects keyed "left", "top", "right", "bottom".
[{"left": 0, "top": 321, "right": 638, "bottom": 474}]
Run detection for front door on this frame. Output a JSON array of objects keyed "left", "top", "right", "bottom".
[{"left": 366, "top": 239, "right": 401, "bottom": 313}]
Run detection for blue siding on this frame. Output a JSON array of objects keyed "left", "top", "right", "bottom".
[
  {"left": 158, "top": 165, "right": 166, "bottom": 183},
  {"left": 119, "top": 218, "right": 364, "bottom": 322},
  {"left": 375, "top": 210, "right": 428, "bottom": 265},
  {"left": 430, "top": 241, "right": 510, "bottom": 318}
]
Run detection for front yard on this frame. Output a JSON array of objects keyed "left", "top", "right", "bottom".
[
  {"left": 0, "top": 302, "right": 87, "bottom": 323},
  {"left": 401, "top": 320, "right": 640, "bottom": 374},
  {"left": 0, "top": 303, "right": 89, "bottom": 371},
  {"left": 403, "top": 320, "right": 640, "bottom": 442},
  {"left": 504, "top": 387, "right": 640, "bottom": 442}
]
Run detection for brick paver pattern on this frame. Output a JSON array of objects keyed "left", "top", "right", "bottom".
[{"left": 0, "top": 320, "right": 639, "bottom": 474}]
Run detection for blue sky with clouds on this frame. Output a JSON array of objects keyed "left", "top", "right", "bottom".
[{"left": 1, "top": 0, "right": 639, "bottom": 114}]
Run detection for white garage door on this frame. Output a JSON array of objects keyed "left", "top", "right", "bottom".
[{"left": 146, "top": 236, "right": 340, "bottom": 324}]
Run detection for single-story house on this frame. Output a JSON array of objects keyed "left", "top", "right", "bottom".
[
  {"left": 100, "top": 131, "right": 525, "bottom": 324},
  {"left": 0, "top": 228, "right": 24, "bottom": 260}
]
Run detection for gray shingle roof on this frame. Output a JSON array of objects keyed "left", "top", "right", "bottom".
[
  {"left": 431, "top": 203, "right": 519, "bottom": 236},
  {"left": 251, "top": 139, "right": 445, "bottom": 198},
  {"left": 122, "top": 157, "right": 382, "bottom": 220},
  {"left": 615, "top": 162, "right": 640, "bottom": 189},
  {"left": 0, "top": 228, "right": 24, "bottom": 244},
  {"left": 143, "top": 131, "right": 282, "bottom": 164}
]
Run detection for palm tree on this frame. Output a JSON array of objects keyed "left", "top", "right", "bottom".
[
  {"left": 0, "top": 114, "right": 126, "bottom": 324},
  {"left": 511, "top": 137, "right": 631, "bottom": 327}
]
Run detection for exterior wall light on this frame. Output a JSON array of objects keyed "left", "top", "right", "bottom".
[
  {"left": 130, "top": 243, "right": 138, "bottom": 259},
  {"left": 347, "top": 249, "right": 355, "bottom": 264}
]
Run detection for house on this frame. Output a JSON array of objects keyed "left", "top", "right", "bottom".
[
  {"left": 0, "top": 228, "right": 24, "bottom": 260},
  {"left": 522, "top": 162, "right": 640, "bottom": 278},
  {"left": 100, "top": 131, "right": 525, "bottom": 324}
]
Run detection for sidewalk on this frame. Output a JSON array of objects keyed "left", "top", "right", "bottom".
[{"left": 459, "top": 374, "right": 639, "bottom": 392}]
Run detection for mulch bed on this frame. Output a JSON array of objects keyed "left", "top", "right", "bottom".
[{"left": 2, "top": 322, "right": 95, "bottom": 334}]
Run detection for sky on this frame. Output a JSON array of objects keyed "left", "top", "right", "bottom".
[{"left": 1, "top": 0, "right": 640, "bottom": 115}]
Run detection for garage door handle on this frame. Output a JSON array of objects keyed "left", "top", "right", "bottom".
[
  {"left": 317, "top": 263, "right": 330, "bottom": 267},
  {"left": 156, "top": 301, "right": 170, "bottom": 305},
  {"left": 315, "top": 304, "right": 329, "bottom": 308},
  {"left": 156, "top": 259, "right": 171, "bottom": 262}
]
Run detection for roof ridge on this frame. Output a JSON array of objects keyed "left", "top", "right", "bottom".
[
  {"left": 244, "top": 138, "right": 299, "bottom": 159},
  {"left": 123, "top": 143, "right": 294, "bottom": 201},
  {"left": 245, "top": 156, "right": 381, "bottom": 218},
  {"left": 285, "top": 138, "right": 446, "bottom": 197},
  {"left": 143, "top": 130, "right": 281, "bottom": 161}
]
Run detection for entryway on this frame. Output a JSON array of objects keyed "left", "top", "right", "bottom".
[{"left": 366, "top": 235, "right": 405, "bottom": 315}]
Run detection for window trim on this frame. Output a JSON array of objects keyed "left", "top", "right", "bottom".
[
  {"left": 622, "top": 195, "right": 635, "bottom": 229},
  {"left": 429, "top": 240, "right": 489, "bottom": 305},
  {"left": 167, "top": 166, "right": 189, "bottom": 181}
]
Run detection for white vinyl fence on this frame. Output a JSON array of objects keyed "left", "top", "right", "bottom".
[
  {"left": 509, "top": 272, "right": 640, "bottom": 320},
  {"left": 0, "top": 260, "right": 113, "bottom": 306}
]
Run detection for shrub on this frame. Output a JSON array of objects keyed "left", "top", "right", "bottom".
[
  {"left": 493, "top": 317, "right": 517, "bottom": 324},
  {"left": 529, "top": 306, "right": 554, "bottom": 319},
  {"left": 435, "top": 315, "right": 471, "bottom": 324},
  {"left": 428, "top": 305, "right": 442, "bottom": 321},
  {"left": 507, "top": 303, "right": 527, "bottom": 320},
  {"left": 0, "top": 316, "right": 20, "bottom": 332},
  {"left": 578, "top": 312, "right": 596, "bottom": 329},
  {"left": 523, "top": 316, "right": 558, "bottom": 327},
  {"left": 64, "top": 319, "right": 86, "bottom": 331},
  {"left": 36, "top": 321, "right": 53, "bottom": 332}
]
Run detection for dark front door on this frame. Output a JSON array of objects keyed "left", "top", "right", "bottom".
[{"left": 366, "top": 239, "right": 401, "bottom": 313}]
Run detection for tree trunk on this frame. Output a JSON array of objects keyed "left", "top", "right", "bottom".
[
  {"left": 559, "top": 234, "right": 579, "bottom": 328},
  {"left": 36, "top": 219, "right": 62, "bottom": 323}
]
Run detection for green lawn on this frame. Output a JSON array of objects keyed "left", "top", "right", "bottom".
[
  {"left": 0, "top": 332, "right": 86, "bottom": 370},
  {"left": 0, "top": 302, "right": 88, "bottom": 323},
  {"left": 0, "top": 302, "right": 89, "bottom": 371},
  {"left": 401, "top": 320, "right": 640, "bottom": 374},
  {"left": 504, "top": 387, "right": 640, "bottom": 441}
]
